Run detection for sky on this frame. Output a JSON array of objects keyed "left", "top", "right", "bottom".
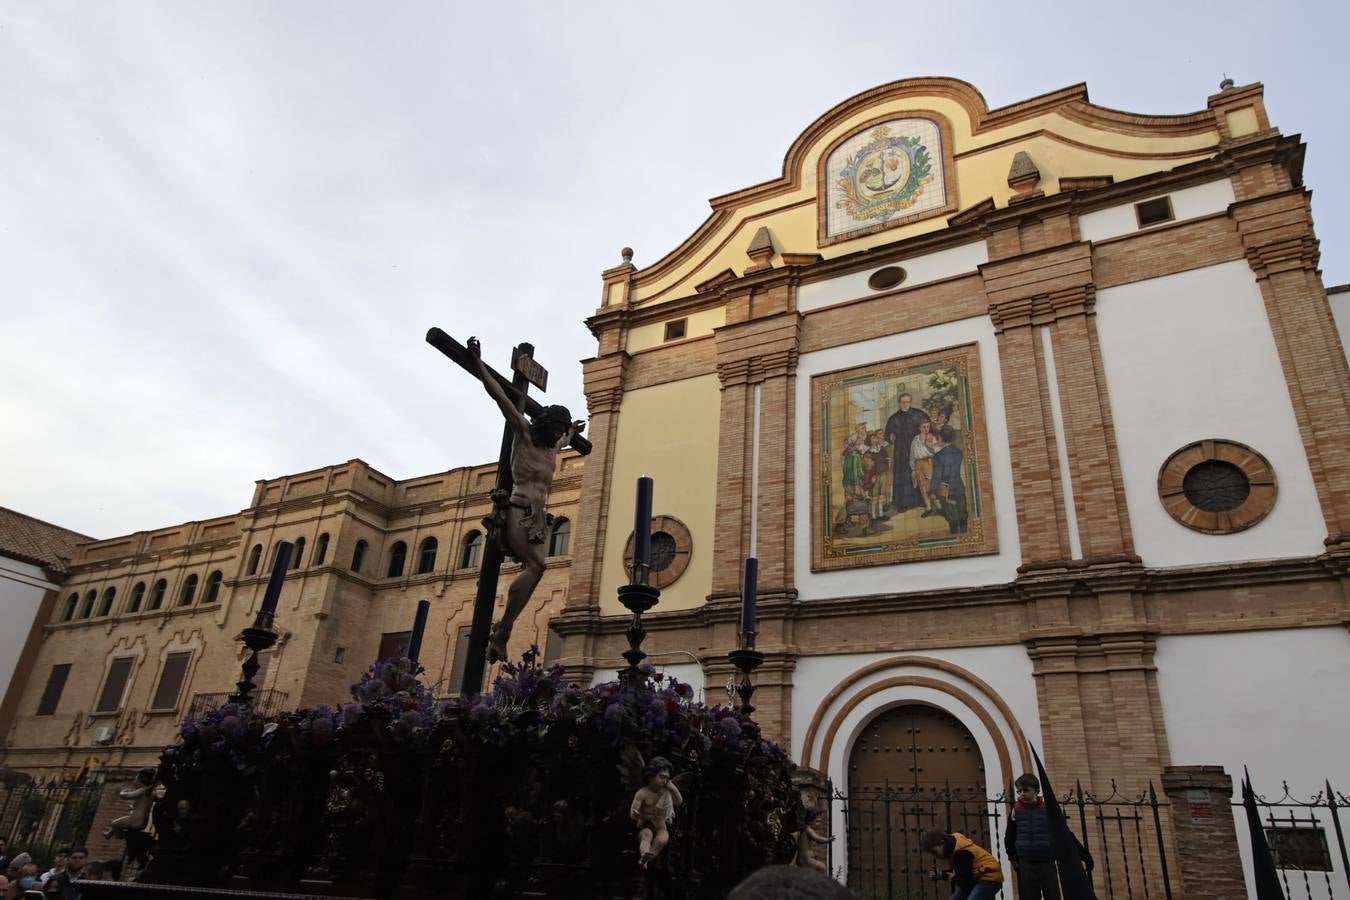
[{"left": 2, "top": 1, "right": 1347, "bottom": 540}]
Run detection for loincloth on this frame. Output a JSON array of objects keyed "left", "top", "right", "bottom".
[{"left": 485, "top": 489, "right": 554, "bottom": 545}]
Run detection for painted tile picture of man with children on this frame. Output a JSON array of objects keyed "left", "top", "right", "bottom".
[{"left": 811, "top": 343, "right": 997, "bottom": 571}]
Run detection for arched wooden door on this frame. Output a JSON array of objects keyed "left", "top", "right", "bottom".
[{"left": 845, "top": 704, "right": 993, "bottom": 900}]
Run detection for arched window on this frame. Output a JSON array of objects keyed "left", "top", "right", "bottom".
[
  {"left": 351, "top": 540, "right": 368, "bottom": 573},
  {"left": 247, "top": 544, "right": 262, "bottom": 575},
  {"left": 203, "top": 570, "right": 223, "bottom": 605},
  {"left": 314, "top": 533, "right": 329, "bottom": 566},
  {"left": 548, "top": 519, "right": 572, "bottom": 557},
  {"left": 128, "top": 582, "right": 146, "bottom": 613},
  {"left": 461, "top": 531, "right": 483, "bottom": 569},
  {"left": 62, "top": 594, "right": 78, "bottom": 622},
  {"left": 98, "top": 587, "right": 116, "bottom": 617},
  {"left": 149, "top": 579, "right": 167, "bottom": 610},
  {"left": 271, "top": 541, "right": 286, "bottom": 571},
  {"left": 80, "top": 591, "right": 96, "bottom": 619},
  {"left": 292, "top": 537, "right": 306, "bottom": 569},
  {"left": 387, "top": 541, "right": 408, "bottom": 578},
  {"left": 179, "top": 574, "right": 199, "bottom": 606},
  {"left": 417, "top": 537, "right": 438, "bottom": 574}
]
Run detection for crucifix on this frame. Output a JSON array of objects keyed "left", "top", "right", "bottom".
[{"left": 426, "top": 327, "right": 592, "bottom": 695}]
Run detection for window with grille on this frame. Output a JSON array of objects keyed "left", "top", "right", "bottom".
[
  {"left": 1266, "top": 825, "right": 1332, "bottom": 871},
  {"left": 203, "top": 571, "right": 223, "bottom": 605},
  {"left": 378, "top": 631, "right": 412, "bottom": 662},
  {"left": 36, "top": 664, "right": 71, "bottom": 716},
  {"left": 461, "top": 532, "right": 483, "bottom": 568},
  {"left": 548, "top": 520, "right": 571, "bottom": 557},
  {"left": 95, "top": 657, "right": 135, "bottom": 713},
  {"left": 449, "top": 625, "right": 474, "bottom": 691},
  {"left": 387, "top": 541, "right": 408, "bottom": 578},
  {"left": 417, "top": 538, "right": 438, "bottom": 574},
  {"left": 150, "top": 652, "right": 191, "bottom": 711}
]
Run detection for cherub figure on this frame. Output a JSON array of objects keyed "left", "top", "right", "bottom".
[
  {"left": 468, "top": 337, "right": 584, "bottom": 663},
  {"left": 102, "top": 767, "right": 156, "bottom": 838},
  {"left": 630, "top": 756, "right": 684, "bottom": 868},
  {"left": 795, "top": 807, "right": 833, "bottom": 873}
]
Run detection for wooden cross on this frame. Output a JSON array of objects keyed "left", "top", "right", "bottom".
[{"left": 426, "top": 327, "right": 591, "bottom": 695}]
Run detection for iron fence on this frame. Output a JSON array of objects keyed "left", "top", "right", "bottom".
[
  {"left": 829, "top": 782, "right": 1173, "bottom": 900},
  {"left": 184, "top": 689, "right": 289, "bottom": 721},
  {"left": 1240, "top": 779, "right": 1350, "bottom": 900},
  {"left": 0, "top": 776, "right": 105, "bottom": 866}
]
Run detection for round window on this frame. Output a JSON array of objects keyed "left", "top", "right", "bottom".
[
  {"left": 623, "top": 516, "right": 693, "bottom": 589},
  {"left": 1158, "top": 440, "right": 1276, "bottom": 534},
  {"left": 867, "top": 266, "right": 907, "bottom": 291}
]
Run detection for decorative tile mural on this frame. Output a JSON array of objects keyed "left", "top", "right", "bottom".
[
  {"left": 823, "top": 118, "right": 948, "bottom": 242},
  {"left": 810, "top": 343, "right": 998, "bottom": 571}
]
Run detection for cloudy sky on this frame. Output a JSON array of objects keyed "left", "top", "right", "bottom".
[{"left": 3, "top": 1, "right": 1346, "bottom": 539}]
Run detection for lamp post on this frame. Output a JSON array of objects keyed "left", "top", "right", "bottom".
[
  {"left": 230, "top": 541, "right": 292, "bottom": 707},
  {"left": 727, "top": 556, "right": 764, "bottom": 716}
]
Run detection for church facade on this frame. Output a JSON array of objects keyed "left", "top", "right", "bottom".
[
  {"left": 553, "top": 77, "right": 1350, "bottom": 896},
  {"left": 3, "top": 76, "right": 1349, "bottom": 895}
]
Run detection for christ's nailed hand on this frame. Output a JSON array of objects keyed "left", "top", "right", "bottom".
[{"left": 467, "top": 336, "right": 481, "bottom": 357}]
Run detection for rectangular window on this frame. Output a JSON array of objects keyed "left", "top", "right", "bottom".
[
  {"left": 1134, "top": 196, "right": 1174, "bottom": 228},
  {"left": 544, "top": 627, "right": 563, "bottom": 667},
  {"left": 449, "top": 625, "right": 474, "bottom": 693},
  {"left": 150, "top": 652, "right": 191, "bottom": 711},
  {"left": 95, "top": 657, "right": 135, "bottom": 714},
  {"left": 1266, "top": 825, "right": 1332, "bottom": 871},
  {"left": 377, "top": 631, "right": 412, "bottom": 662},
  {"left": 663, "top": 318, "right": 687, "bottom": 342},
  {"left": 36, "top": 664, "right": 72, "bottom": 716}
]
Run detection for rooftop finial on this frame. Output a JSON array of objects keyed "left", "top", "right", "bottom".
[
  {"left": 621, "top": 247, "right": 634, "bottom": 264},
  {"left": 1219, "top": 74, "right": 1235, "bottom": 91}
]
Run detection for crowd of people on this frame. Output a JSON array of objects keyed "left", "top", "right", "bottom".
[{"left": 0, "top": 841, "right": 121, "bottom": 900}]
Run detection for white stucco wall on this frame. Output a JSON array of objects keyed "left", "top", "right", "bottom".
[
  {"left": 1156, "top": 628, "right": 1350, "bottom": 900},
  {"left": 1329, "top": 286, "right": 1350, "bottom": 364},
  {"left": 1094, "top": 260, "right": 1327, "bottom": 566},
  {"left": 1078, "top": 179, "right": 1235, "bottom": 243},
  {"left": 0, "top": 556, "right": 54, "bottom": 703},
  {"left": 588, "top": 657, "right": 708, "bottom": 703},
  {"left": 797, "top": 240, "right": 988, "bottom": 312},
  {"left": 794, "top": 315, "right": 1021, "bottom": 598}
]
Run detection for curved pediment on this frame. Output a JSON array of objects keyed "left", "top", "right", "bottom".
[{"left": 615, "top": 76, "right": 1232, "bottom": 309}]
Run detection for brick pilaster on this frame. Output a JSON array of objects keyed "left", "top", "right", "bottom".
[
  {"left": 1161, "top": 766, "right": 1247, "bottom": 900},
  {"left": 566, "top": 353, "right": 630, "bottom": 611}
]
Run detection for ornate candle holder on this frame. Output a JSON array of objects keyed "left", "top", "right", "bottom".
[
  {"left": 728, "top": 640, "right": 765, "bottom": 716},
  {"left": 229, "top": 611, "right": 278, "bottom": 707},
  {"left": 616, "top": 582, "right": 660, "bottom": 688}
]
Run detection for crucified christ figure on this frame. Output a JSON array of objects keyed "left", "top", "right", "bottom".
[{"left": 469, "top": 337, "right": 584, "bottom": 663}]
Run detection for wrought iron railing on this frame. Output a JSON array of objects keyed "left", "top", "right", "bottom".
[
  {"left": 0, "top": 776, "right": 105, "bottom": 864},
  {"left": 184, "top": 689, "right": 289, "bottom": 721},
  {"left": 1238, "top": 779, "right": 1350, "bottom": 900},
  {"left": 830, "top": 781, "right": 1174, "bottom": 900}
]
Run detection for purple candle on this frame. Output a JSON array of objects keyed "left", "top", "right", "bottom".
[
  {"left": 740, "top": 556, "right": 758, "bottom": 645},
  {"left": 258, "top": 541, "right": 293, "bottom": 623},
  {"left": 632, "top": 475, "right": 654, "bottom": 584},
  {"left": 407, "top": 599, "right": 430, "bottom": 663}
]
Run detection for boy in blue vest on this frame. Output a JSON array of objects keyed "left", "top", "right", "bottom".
[{"left": 1004, "top": 773, "right": 1094, "bottom": 900}]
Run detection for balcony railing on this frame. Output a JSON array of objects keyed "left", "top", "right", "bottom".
[{"left": 184, "top": 689, "right": 290, "bottom": 721}]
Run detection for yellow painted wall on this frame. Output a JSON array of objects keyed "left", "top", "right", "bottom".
[
  {"left": 627, "top": 306, "right": 727, "bottom": 353},
  {"left": 598, "top": 374, "right": 722, "bottom": 615},
  {"left": 628, "top": 94, "right": 1219, "bottom": 307}
]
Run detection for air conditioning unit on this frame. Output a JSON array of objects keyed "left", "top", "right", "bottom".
[{"left": 93, "top": 726, "right": 114, "bottom": 746}]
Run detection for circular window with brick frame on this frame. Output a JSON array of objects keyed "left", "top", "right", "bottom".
[
  {"left": 622, "top": 515, "right": 693, "bottom": 589},
  {"left": 1157, "top": 439, "right": 1277, "bottom": 534}
]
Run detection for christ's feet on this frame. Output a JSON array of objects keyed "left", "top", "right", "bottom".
[{"left": 486, "top": 622, "right": 511, "bottom": 663}]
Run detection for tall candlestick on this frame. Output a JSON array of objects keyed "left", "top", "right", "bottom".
[
  {"left": 740, "top": 556, "right": 758, "bottom": 647},
  {"left": 407, "top": 599, "right": 430, "bottom": 663},
  {"left": 257, "top": 541, "right": 293, "bottom": 626},
  {"left": 632, "top": 475, "right": 654, "bottom": 584}
]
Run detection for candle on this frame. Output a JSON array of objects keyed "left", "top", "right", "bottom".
[
  {"left": 632, "top": 475, "right": 654, "bottom": 584},
  {"left": 740, "top": 556, "right": 758, "bottom": 646},
  {"left": 258, "top": 541, "right": 293, "bottom": 623},
  {"left": 407, "top": 599, "right": 430, "bottom": 663}
]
